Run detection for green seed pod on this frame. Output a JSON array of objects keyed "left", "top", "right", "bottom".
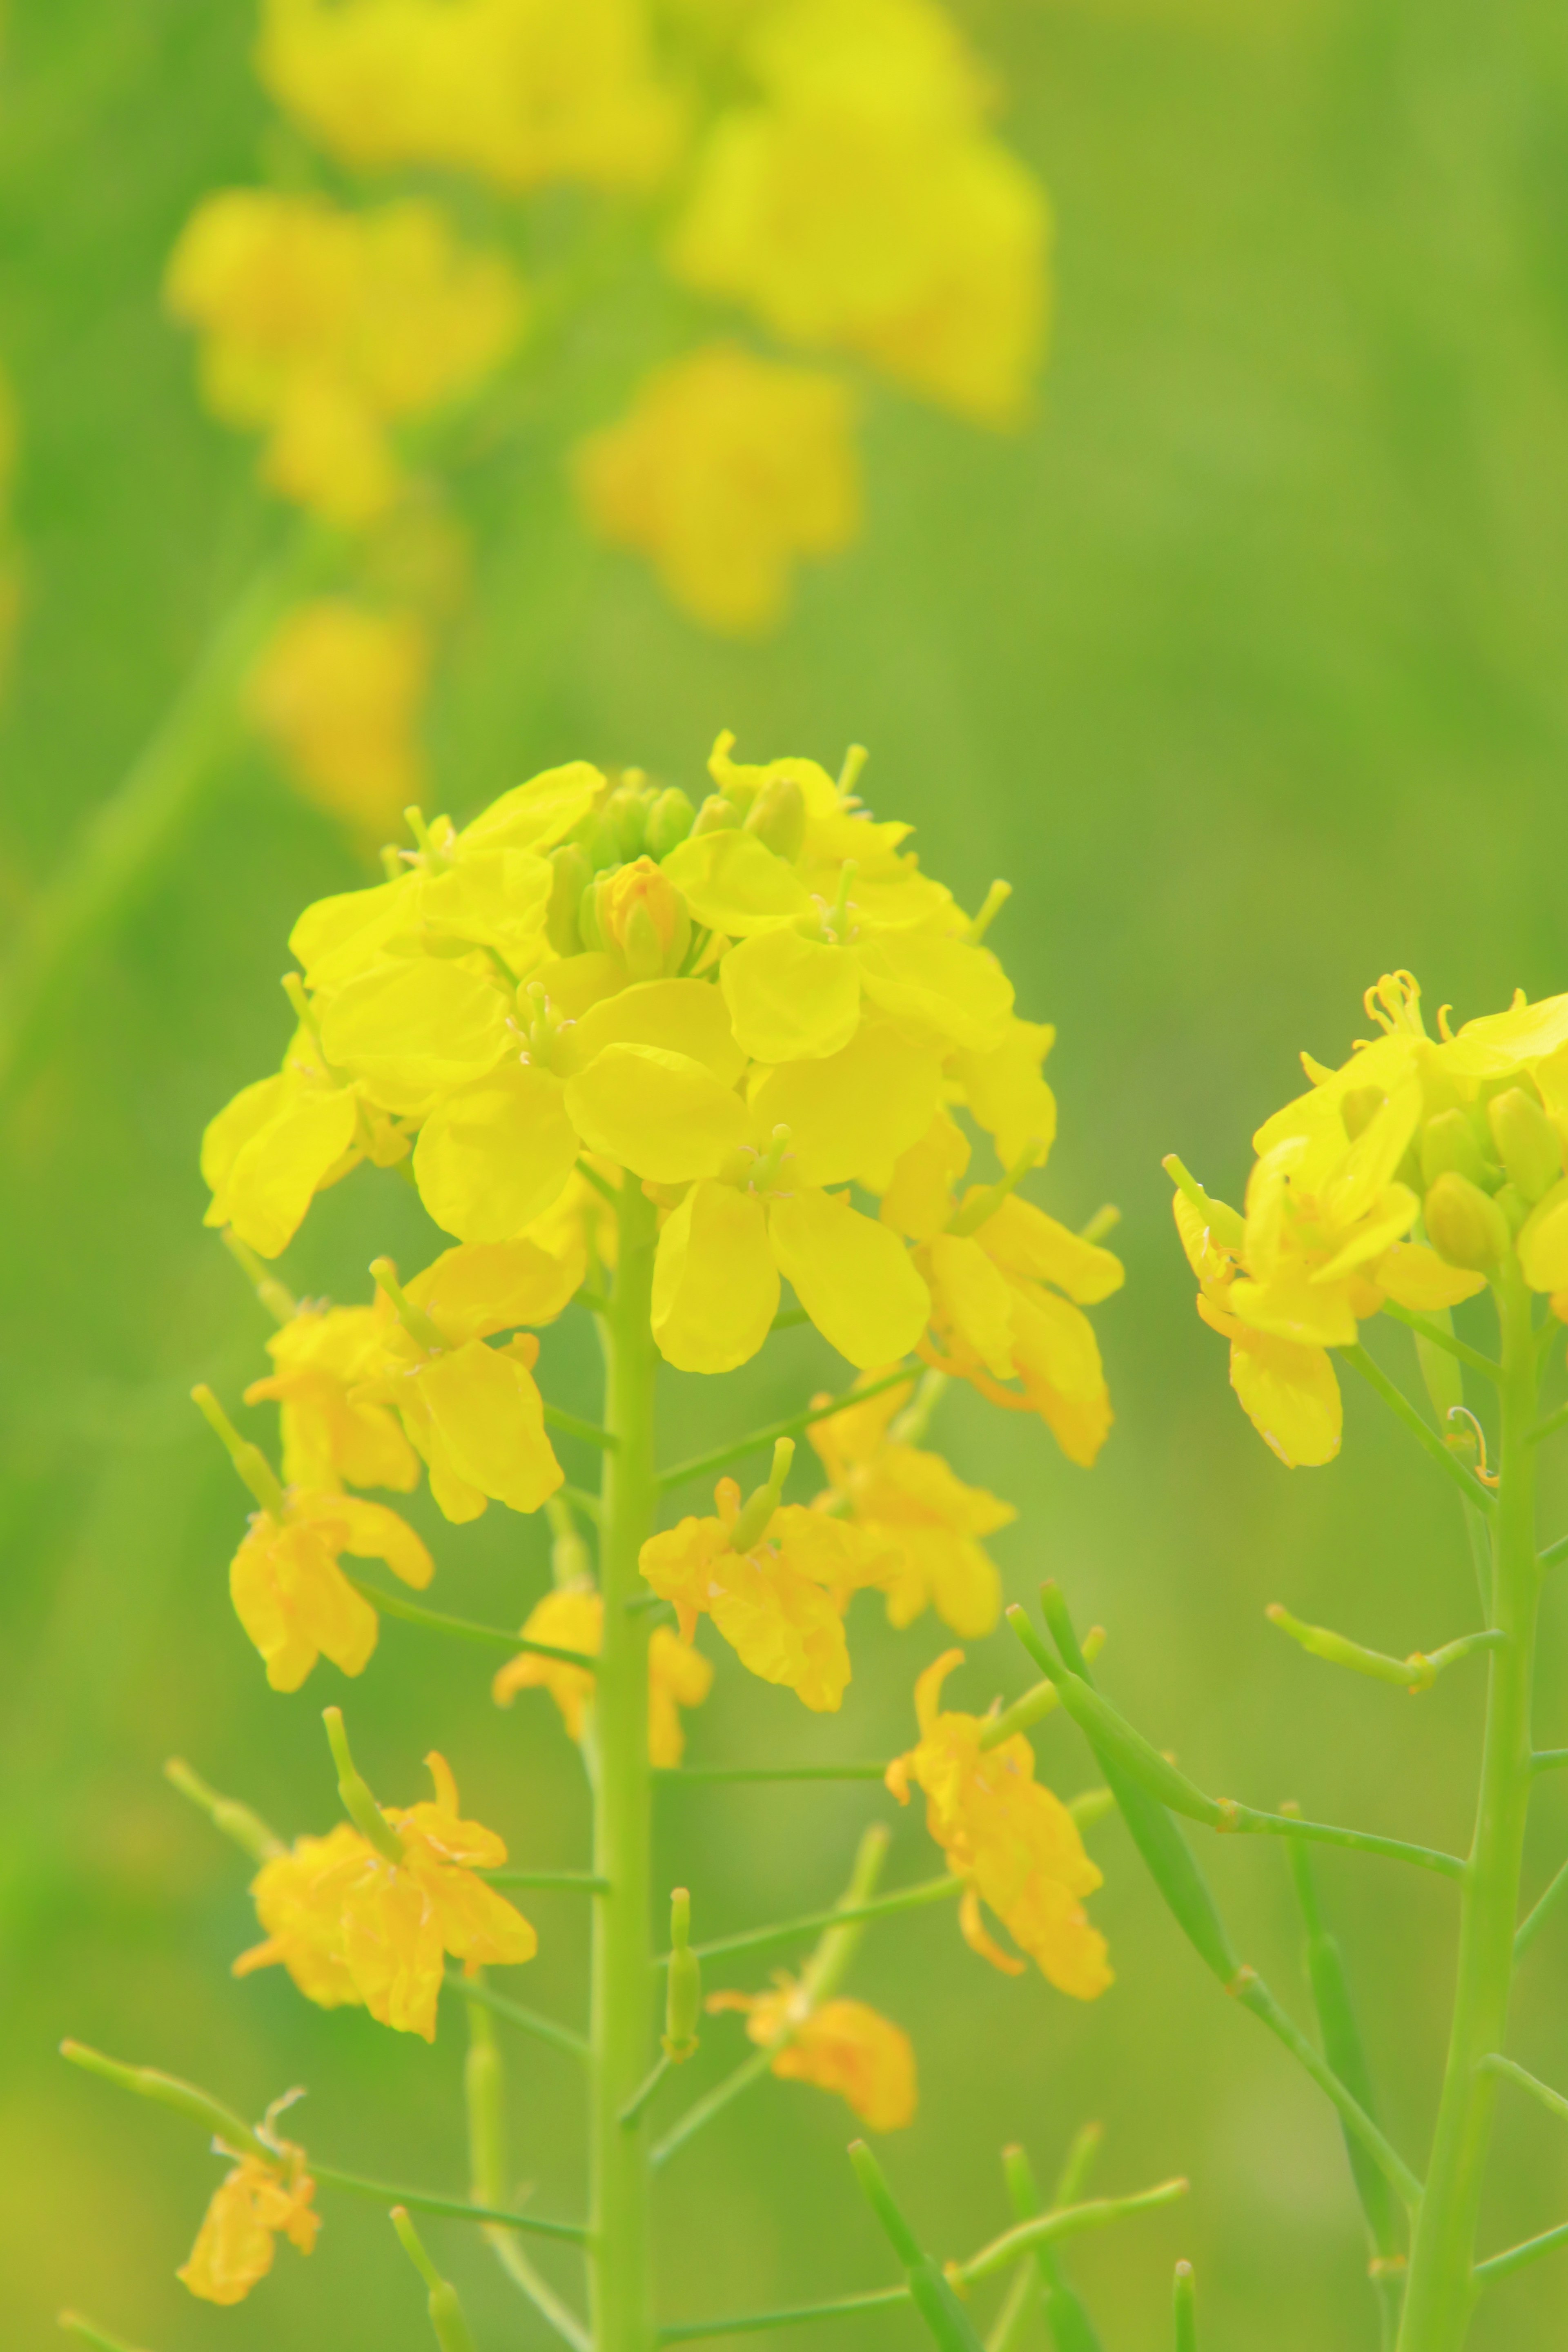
[
  {"left": 744, "top": 776, "right": 806, "bottom": 863},
  {"left": 545, "top": 842, "right": 592, "bottom": 956},
  {"left": 690, "top": 792, "right": 740, "bottom": 836},
  {"left": 1488, "top": 1087, "right": 1563, "bottom": 1205},
  {"left": 1424, "top": 1171, "right": 1510, "bottom": 1272},
  {"left": 662, "top": 1888, "right": 701, "bottom": 2062},
  {"left": 1420, "top": 1108, "right": 1489, "bottom": 1190},
  {"left": 645, "top": 786, "right": 696, "bottom": 859}
]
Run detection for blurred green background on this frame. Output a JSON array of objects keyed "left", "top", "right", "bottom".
[{"left": 4, "top": 1, "right": 1568, "bottom": 2346}]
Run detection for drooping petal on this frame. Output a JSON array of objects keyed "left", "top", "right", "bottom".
[
  {"left": 977, "top": 1195, "right": 1124, "bottom": 1306},
  {"left": 954, "top": 1017, "right": 1057, "bottom": 1168},
  {"left": 1374, "top": 1241, "right": 1488, "bottom": 1311},
  {"left": 927, "top": 1233, "right": 1016, "bottom": 1377},
  {"left": 878, "top": 1108, "right": 971, "bottom": 1241},
  {"left": 660, "top": 827, "right": 812, "bottom": 935},
  {"left": 1227, "top": 1327, "right": 1343, "bottom": 1468},
  {"left": 293, "top": 1491, "right": 433, "bottom": 1589},
  {"left": 652, "top": 1181, "right": 778, "bottom": 1372},
  {"left": 410, "top": 1236, "right": 581, "bottom": 1341},
  {"left": 639, "top": 1515, "right": 733, "bottom": 1641},
  {"left": 707, "top": 1550, "right": 851, "bottom": 1712},
  {"left": 855, "top": 929, "right": 1013, "bottom": 1054},
  {"left": 570, "top": 977, "right": 746, "bottom": 1085},
  {"left": 204, "top": 1077, "right": 359, "bottom": 1258},
  {"left": 768, "top": 1187, "right": 929, "bottom": 1368}
]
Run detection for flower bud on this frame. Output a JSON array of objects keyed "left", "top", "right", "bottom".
[
  {"left": 593, "top": 856, "right": 691, "bottom": 979},
  {"left": 744, "top": 776, "right": 806, "bottom": 863},
  {"left": 1487, "top": 1087, "right": 1562, "bottom": 1205},
  {"left": 645, "top": 786, "right": 696, "bottom": 859},
  {"left": 545, "top": 842, "right": 592, "bottom": 956},
  {"left": 1424, "top": 1171, "right": 1510, "bottom": 1273},
  {"left": 662, "top": 1887, "right": 701, "bottom": 2062},
  {"left": 690, "top": 792, "right": 739, "bottom": 836},
  {"left": 1420, "top": 1108, "right": 1489, "bottom": 1190}
]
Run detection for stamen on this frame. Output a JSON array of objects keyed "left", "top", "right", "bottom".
[{"left": 1445, "top": 1405, "right": 1499, "bottom": 1487}]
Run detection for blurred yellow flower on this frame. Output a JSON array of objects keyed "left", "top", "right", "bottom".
[
  {"left": 493, "top": 1584, "right": 714, "bottom": 1764},
  {"left": 165, "top": 190, "right": 522, "bottom": 524},
  {"left": 258, "top": 0, "right": 682, "bottom": 191},
  {"left": 246, "top": 599, "right": 430, "bottom": 841},
  {"left": 236, "top": 1754, "right": 537, "bottom": 2041},
  {"left": 640, "top": 1474, "right": 893, "bottom": 1711},
  {"left": 228, "top": 1487, "right": 432, "bottom": 1690},
  {"left": 178, "top": 2145, "right": 319, "bottom": 2305},
  {"left": 807, "top": 1374, "right": 1013, "bottom": 1636},
  {"left": 574, "top": 343, "right": 861, "bottom": 635},
  {"left": 886, "top": 1648, "right": 1111, "bottom": 1999},
  {"left": 709, "top": 1978, "right": 917, "bottom": 2129},
  {"left": 670, "top": 0, "right": 1049, "bottom": 425}
]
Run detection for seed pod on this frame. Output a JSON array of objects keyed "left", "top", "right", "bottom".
[
  {"left": 1420, "top": 1108, "right": 1489, "bottom": 1190},
  {"left": 1424, "top": 1171, "right": 1510, "bottom": 1272},
  {"left": 1488, "top": 1087, "right": 1563, "bottom": 1205}
]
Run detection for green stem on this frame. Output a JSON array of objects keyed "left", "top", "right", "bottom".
[
  {"left": 589, "top": 1177, "right": 660, "bottom": 2352},
  {"left": 450, "top": 1967, "right": 588, "bottom": 2061},
  {"left": 1343, "top": 1347, "right": 1497, "bottom": 1514},
  {"left": 655, "top": 1762, "right": 889, "bottom": 1784},
  {"left": 664, "top": 1875, "right": 962, "bottom": 1969},
  {"left": 654, "top": 1367, "right": 913, "bottom": 1497},
  {"left": 345, "top": 1575, "right": 597, "bottom": 1666},
  {"left": 1396, "top": 1269, "right": 1541, "bottom": 2351},
  {"left": 1472, "top": 2217, "right": 1568, "bottom": 2286},
  {"left": 1380, "top": 1305, "right": 1501, "bottom": 1384},
  {"left": 0, "top": 526, "right": 326, "bottom": 1104},
  {"left": 1515, "top": 1856, "right": 1568, "bottom": 1960}
]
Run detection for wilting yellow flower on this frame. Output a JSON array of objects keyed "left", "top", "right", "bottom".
[
  {"left": 245, "top": 1298, "right": 419, "bottom": 1493},
  {"left": 670, "top": 0, "right": 1048, "bottom": 425},
  {"left": 575, "top": 343, "right": 861, "bottom": 636},
  {"left": 709, "top": 1978, "right": 916, "bottom": 2130},
  {"left": 353, "top": 1240, "right": 575, "bottom": 1521},
  {"left": 178, "top": 2143, "right": 319, "bottom": 2305},
  {"left": 247, "top": 600, "right": 429, "bottom": 839},
  {"left": 228, "top": 1488, "right": 432, "bottom": 1690},
  {"left": 808, "top": 1374, "right": 1013, "bottom": 1636},
  {"left": 493, "top": 1585, "right": 714, "bottom": 1764},
  {"left": 237, "top": 1754, "right": 537, "bottom": 2041},
  {"left": 165, "top": 190, "right": 522, "bottom": 525},
  {"left": 886, "top": 1649, "right": 1110, "bottom": 1999},
  {"left": 258, "top": 0, "right": 682, "bottom": 192},
  {"left": 640, "top": 1476, "right": 893, "bottom": 1711}
]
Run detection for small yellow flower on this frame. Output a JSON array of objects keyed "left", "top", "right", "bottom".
[
  {"left": 228, "top": 1488, "right": 432, "bottom": 1691},
  {"left": 808, "top": 1374, "right": 1013, "bottom": 1637},
  {"left": 709, "top": 1978, "right": 916, "bottom": 2130},
  {"left": 237, "top": 1755, "right": 537, "bottom": 2042},
  {"left": 886, "top": 1649, "right": 1111, "bottom": 2000},
  {"left": 574, "top": 343, "right": 861, "bottom": 636},
  {"left": 201, "top": 1017, "right": 409, "bottom": 1260},
  {"left": 165, "top": 189, "right": 522, "bottom": 525},
  {"left": 246, "top": 599, "right": 430, "bottom": 840},
  {"left": 493, "top": 1586, "right": 714, "bottom": 1765},
  {"left": 640, "top": 1477, "right": 893, "bottom": 1711},
  {"left": 245, "top": 1297, "right": 419, "bottom": 1493},
  {"left": 178, "top": 2142, "right": 319, "bottom": 2305}
]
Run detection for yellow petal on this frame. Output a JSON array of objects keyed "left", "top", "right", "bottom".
[
  {"left": 707, "top": 1552, "right": 851, "bottom": 1712},
  {"left": 410, "top": 1236, "right": 580, "bottom": 1342},
  {"left": 566, "top": 1043, "right": 749, "bottom": 1183},
  {"left": 750, "top": 1020, "right": 941, "bottom": 1188},
  {"left": 1374, "top": 1242, "right": 1488, "bottom": 1311},
  {"left": 928, "top": 1233, "right": 1016, "bottom": 1378},
  {"left": 1321, "top": 1079, "right": 1421, "bottom": 1228},
  {"left": 289, "top": 875, "right": 414, "bottom": 989},
  {"left": 294, "top": 1492, "right": 434, "bottom": 1590},
  {"left": 416, "top": 1340, "right": 563, "bottom": 1514},
  {"left": 321, "top": 957, "right": 508, "bottom": 1111},
  {"left": 719, "top": 928, "right": 860, "bottom": 1062},
  {"left": 659, "top": 828, "right": 812, "bottom": 935},
  {"left": 1227, "top": 1266, "right": 1359, "bottom": 1350},
  {"left": 652, "top": 1180, "right": 779, "bottom": 1372},
  {"left": 458, "top": 761, "right": 606, "bottom": 853},
  {"left": 976, "top": 1195, "right": 1124, "bottom": 1306},
  {"left": 414, "top": 848, "right": 553, "bottom": 970},
  {"left": 879, "top": 1108, "right": 971, "bottom": 1241},
  {"left": 210, "top": 1083, "right": 360, "bottom": 1258},
  {"left": 955, "top": 1018, "right": 1057, "bottom": 1168},
  {"left": 855, "top": 929, "right": 1013, "bottom": 1053},
  {"left": 1229, "top": 1330, "right": 1342, "bottom": 1467},
  {"left": 570, "top": 977, "right": 746, "bottom": 1086},
  {"left": 768, "top": 1188, "right": 929, "bottom": 1368},
  {"left": 414, "top": 1063, "right": 577, "bottom": 1242}
]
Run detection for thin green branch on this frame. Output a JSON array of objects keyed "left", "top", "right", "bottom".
[
  {"left": 345, "top": 1577, "right": 597, "bottom": 1667},
  {"left": 650, "top": 2047, "right": 774, "bottom": 2171},
  {"left": 1381, "top": 1304, "right": 1501, "bottom": 1383},
  {"left": 1217, "top": 1802, "right": 1466, "bottom": 1882},
  {"left": 57, "top": 2319, "right": 150, "bottom": 2352},
  {"left": 956, "top": 2180, "right": 1191, "bottom": 2287},
  {"left": 542, "top": 1405, "right": 619, "bottom": 1452},
  {"left": 1482, "top": 2052, "right": 1568, "bottom": 2127},
  {"left": 1528, "top": 1399, "right": 1568, "bottom": 1448},
  {"left": 561, "top": 1484, "right": 604, "bottom": 1523},
  {"left": 448, "top": 1969, "right": 588, "bottom": 2060},
  {"left": 654, "top": 1366, "right": 914, "bottom": 1497},
  {"left": 1173, "top": 2263, "right": 1197, "bottom": 2352},
  {"left": 659, "top": 2288, "right": 909, "bottom": 2341},
  {"left": 1532, "top": 1751, "right": 1568, "bottom": 1775},
  {"left": 483, "top": 1871, "right": 609, "bottom": 1893},
  {"left": 312, "top": 2162, "right": 588, "bottom": 2243},
  {"left": 1266, "top": 1602, "right": 1503, "bottom": 1695},
  {"left": 662, "top": 1875, "right": 962, "bottom": 1969},
  {"left": 1541, "top": 1532, "right": 1568, "bottom": 1569},
  {"left": 574, "top": 1157, "right": 621, "bottom": 1204},
  {"left": 488, "top": 2234, "right": 591, "bottom": 2352},
  {"left": 1342, "top": 1345, "right": 1496, "bottom": 1510},
  {"left": 1473, "top": 2218, "right": 1568, "bottom": 2286},
  {"left": 655, "top": 1762, "right": 889, "bottom": 1784},
  {"left": 1230, "top": 1971, "right": 1424, "bottom": 2212},
  {"left": 619, "top": 2052, "right": 675, "bottom": 2129},
  {"left": 1517, "top": 1857, "right": 1568, "bottom": 1959}
]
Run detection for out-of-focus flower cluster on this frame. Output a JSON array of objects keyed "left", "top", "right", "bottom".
[
  {"left": 1171, "top": 972, "right": 1568, "bottom": 1467},
  {"left": 203, "top": 741, "right": 1119, "bottom": 1715},
  {"left": 161, "top": 0, "right": 1051, "bottom": 839}
]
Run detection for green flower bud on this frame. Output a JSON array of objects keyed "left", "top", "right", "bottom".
[
  {"left": 744, "top": 775, "right": 806, "bottom": 863},
  {"left": 545, "top": 842, "right": 592, "bottom": 956},
  {"left": 690, "top": 792, "right": 740, "bottom": 836},
  {"left": 1420, "top": 1108, "right": 1489, "bottom": 1190},
  {"left": 645, "top": 786, "right": 697, "bottom": 859},
  {"left": 1424, "top": 1171, "right": 1510, "bottom": 1273},
  {"left": 1487, "top": 1087, "right": 1563, "bottom": 1205},
  {"left": 576, "top": 875, "right": 607, "bottom": 953},
  {"left": 662, "top": 1887, "right": 701, "bottom": 2062}
]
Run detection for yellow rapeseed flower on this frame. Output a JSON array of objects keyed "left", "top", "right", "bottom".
[
  {"left": 574, "top": 343, "right": 861, "bottom": 635},
  {"left": 886, "top": 1649, "right": 1111, "bottom": 1999},
  {"left": 708, "top": 1978, "right": 917, "bottom": 2130},
  {"left": 228, "top": 1488, "right": 432, "bottom": 1690},
  {"left": 246, "top": 599, "right": 430, "bottom": 840},
  {"left": 245, "top": 1297, "right": 419, "bottom": 1493},
  {"left": 258, "top": 0, "right": 682, "bottom": 192},
  {"left": 640, "top": 1476, "right": 894, "bottom": 1711},
  {"left": 178, "top": 2142, "right": 319, "bottom": 2305},
  {"left": 670, "top": 0, "right": 1049, "bottom": 425},
  {"left": 807, "top": 1374, "right": 1013, "bottom": 1636},
  {"left": 236, "top": 1754, "right": 537, "bottom": 2041},
  {"left": 165, "top": 190, "right": 522, "bottom": 525},
  {"left": 492, "top": 1585, "right": 714, "bottom": 1764}
]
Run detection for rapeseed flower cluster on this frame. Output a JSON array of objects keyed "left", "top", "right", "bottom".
[{"left": 1170, "top": 973, "right": 1568, "bottom": 1467}]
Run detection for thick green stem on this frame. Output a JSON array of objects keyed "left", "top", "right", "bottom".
[
  {"left": 1396, "top": 1270, "right": 1541, "bottom": 2350},
  {"left": 590, "top": 1178, "right": 659, "bottom": 2352}
]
